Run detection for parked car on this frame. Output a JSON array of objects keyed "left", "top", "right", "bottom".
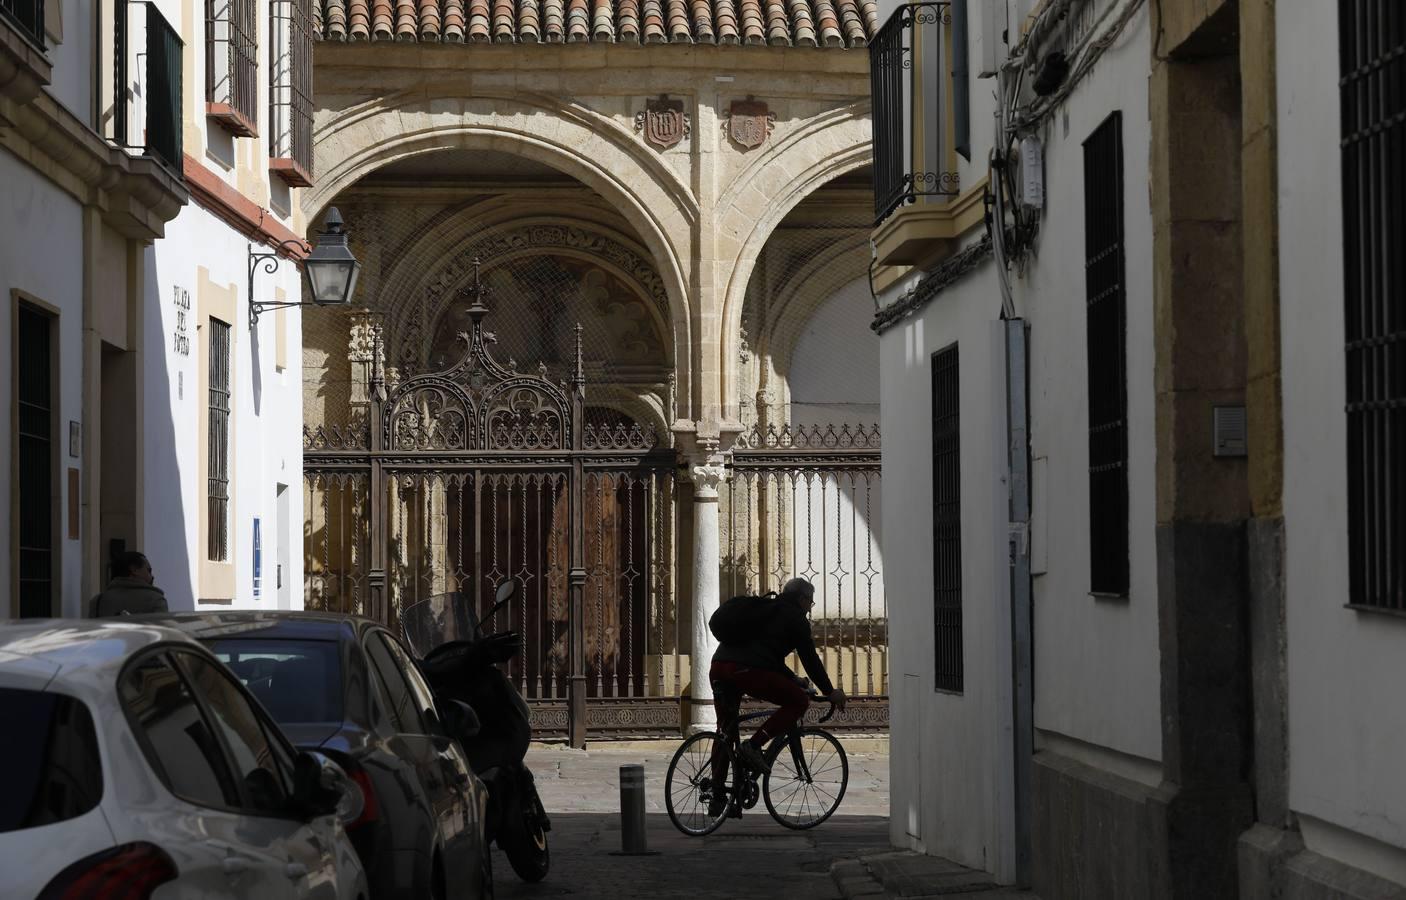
[
  {"left": 0, "top": 619, "right": 368, "bottom": 899},
  {"left": 143, "top": 611, "right": 493, "bottom": 900}
]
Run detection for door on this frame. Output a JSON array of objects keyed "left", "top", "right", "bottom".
[
  {"left": 118, "top": 652, "right": 294, "bottom": 898},
  {"left": 364, "top": 630, "right": 473, "bottom": 867},
  {"left": 379, "top": 631, "right": 478, "bottom": 877},
  {"left": 174, "top": 651, "right": 345, "bottom": 898}
]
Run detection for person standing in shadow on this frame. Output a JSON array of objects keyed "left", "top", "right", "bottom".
[{"left": 91, "top": 551, "right": 168, "bottom": 617}]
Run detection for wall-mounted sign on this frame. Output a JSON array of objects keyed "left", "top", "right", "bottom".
[
  {"left": 173, "top": 286, "right": 191, "bottom": 357},
  {"left": 252, "top": 518, "right": 263, "bottom": 600},
  {"left": 69, "top": 421, "right": 80, "bottom": 458}
]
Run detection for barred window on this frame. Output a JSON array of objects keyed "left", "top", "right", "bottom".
[
  {"left": 1084, "top": 112, "right": 1129, "bottom": 597},
  {"left": 269, "top": 0, "right": 313, "bottom": 187},
  {"left": 208, "top": 319, "right": 231, "bottom": 562},
  {"left": 206, "top": 0, "right": 258, "bottom": 137},
  {"left": 932, "top": 344, "right": 963, "bottom": 693},
  {"left": 16, "top": 304, "right": 55, "bottom": 618},
  {"left": 1340, "top": 1, "right": 1406, "bottom": 614}
]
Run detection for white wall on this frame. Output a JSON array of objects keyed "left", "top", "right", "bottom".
[
  {"left": 1020, "top": 9, "right": 1161, "bottom": 772},
  {"left": 0, "top": 151, "right": 87, "bottom": 618},
  {"left": 1277, "top": 0, "right": 1406, "bottom": 880},
  {"left": 881, "top": 273, "right": 1017, "bottom": 880},
  {"left": 45, "top": 0, "right": 95, "bottom": 123},
  {"left": 145, "top": 203, "right": 305, "bottom": 612}
]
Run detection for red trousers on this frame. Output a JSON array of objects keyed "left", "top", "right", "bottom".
[{"left": 710, "top": 660, "right": 810, "bottom": 743}]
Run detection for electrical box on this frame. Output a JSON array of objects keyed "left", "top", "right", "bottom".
[
  {"left": 1213, "top": 406, "right": 1248, "bottom": 457},
  {"left": 1020, "top": 135, "right": 1044, "bottom": 210}
]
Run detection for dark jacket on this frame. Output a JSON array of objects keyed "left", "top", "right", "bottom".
[
  {"left": 712, "top": 600, "right": 834, "bottom": 695},
  {"left": 90, "top": 578, "right": 168, "bottom": 618}
]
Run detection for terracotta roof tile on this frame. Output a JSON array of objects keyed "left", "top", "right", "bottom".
[{"left": 313, "top": 0, "right": 871, "bottom": 45}]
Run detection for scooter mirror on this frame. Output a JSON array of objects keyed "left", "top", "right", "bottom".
[{"left": 495, "top": 580, "right": 517, "bottom": 604}]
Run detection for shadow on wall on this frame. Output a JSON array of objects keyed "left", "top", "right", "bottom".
[{"left": 141, "top": 245, "right": 195, "bottom": 610}]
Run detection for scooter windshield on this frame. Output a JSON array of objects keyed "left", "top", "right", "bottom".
[{"left": 400, "top": 592, "right": 480, "bottom": 658}]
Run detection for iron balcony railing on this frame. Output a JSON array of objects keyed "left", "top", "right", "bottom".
[
  {"left": 207, "top": 0, "right": 259, "bottom": 135},
  {"left": 0, "top": 0, "right": 44, "bottom": 48},
  {"left": 869, "top": 2, "right": 960, "bottom": 226},
  {"left": 269, "top": 0, "right": 314, "bottom": 183},
  {"left": 113, "top": 1, "right": 184, "bottom": 173}
]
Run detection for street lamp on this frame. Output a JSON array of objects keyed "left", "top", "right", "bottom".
[{"left": 249, "top": 207, "right": 362, "bottom": 328}]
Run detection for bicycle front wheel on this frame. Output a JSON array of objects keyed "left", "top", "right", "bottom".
[
  {"left": 665, "top": 731, "right": 732, "bottom": 836},
  {"left": 763, "top": 727, "right": 848, "bottom": 829}
]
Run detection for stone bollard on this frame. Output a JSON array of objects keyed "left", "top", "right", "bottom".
[{"left": 619, "top": 764, "right": 649, "bottom": 855}]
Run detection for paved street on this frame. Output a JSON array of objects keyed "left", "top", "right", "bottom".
[{"left": 492, "top": 742, "right": 891, "bottom": 899}]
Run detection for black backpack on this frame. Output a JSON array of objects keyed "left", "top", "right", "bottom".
[{"left": 709, "top": 592, "right": 777, "bottom": 644}]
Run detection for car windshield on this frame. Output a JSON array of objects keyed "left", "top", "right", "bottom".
[
  {"left": 0, "top": 688, "right": 103, "bottom": 833},
  {"left": 206, "top": 639, "right": 343, "bottom": 725}
]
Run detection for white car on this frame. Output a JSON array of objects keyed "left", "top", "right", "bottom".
[{"left": 0, "top": 620, "right": 369, "bottom": 899}]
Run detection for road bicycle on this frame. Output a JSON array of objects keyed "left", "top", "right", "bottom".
[{"left": 664, "top": 680, "right": 849, "bottom": 836}]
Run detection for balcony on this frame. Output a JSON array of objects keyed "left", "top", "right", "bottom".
[
  {"left": 869, "top": 2, "right": 960, "bottom": 227},
  {"left": 113, "top": 0, "right": 184, "bottom": 174},
  {"left": 0, "top": 0, "right": 43, "bottom": 48},
  {"left": 0, "top": 0, "right": 51, "bottom": 115},
  {"left": 206, "top": 0, "right": 259, "bottom": 137},
  {"left": 268, "top": 0, "right": 314, "bottom": 187}
]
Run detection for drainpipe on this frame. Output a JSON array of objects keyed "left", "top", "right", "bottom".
[{"left": 1004, "top": 317, "right": 1034, "bottom": 887}]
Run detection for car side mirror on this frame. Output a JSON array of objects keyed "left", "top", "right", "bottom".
[
  {"left": 292, "top": 751, "right": 354, "bottom": 822},
  {"left": 439, "top": 699, "right": 481, "bottom": 739}
]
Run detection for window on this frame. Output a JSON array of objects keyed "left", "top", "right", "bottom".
[
  {"left": 932, "top": 344, "right": 963, "bottom": 693},
  {"left": 112, "top": 2, "right": 183, "bottom": 171},
  {"left": 206, "top": 0, "right": 258, "bottom": 136},
  {"left": 0, "top": 0, "right": 45, "bottom": 47},
  {"left": 1341, "top": 1, "right": 1406, "bottom": 614},
  {"left": 365, "top": 633, "right": 427, "bottom": 735},
  {"left": 209, "top": 638, "right": 344, "bottom": 724},
  {"left": 268, "top": 0, "right": 313, "bottom": 187},
  {"left": 177, "top": 653, "right": 294, "bottom": 814},
  {"left": 120, "top": 655, "right": 241, "bottom": 809},
  {"left": 1083, "top": 112, "right": 1129, "bottom": 597},
  {"left": 16, "top": 303, "right": 54, "bottom": 618},
  {"left": 0, "top": 689, "right": 102, "bottom": 833},
  {"left": 207, "top": 318, "right": 230, "bottom": 561}
]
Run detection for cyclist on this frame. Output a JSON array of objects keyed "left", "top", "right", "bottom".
[{"left": 710, "top": 577, "right": 847, "bottom": 778}]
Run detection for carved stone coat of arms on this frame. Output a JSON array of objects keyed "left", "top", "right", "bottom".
[
  {"left": 727, "top": 98, "right": 776, "bottom": 150},
  {"left": 634, "top": 95, "right": 690, "bottom": 150}
]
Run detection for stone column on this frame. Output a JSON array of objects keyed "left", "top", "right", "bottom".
[{"left": 688, "top": 455, "right": 727, "bottom": 732}]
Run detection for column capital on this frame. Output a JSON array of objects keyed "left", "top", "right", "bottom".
[{"left": 688, "top": 459, "right": 728, "bottom": 499}]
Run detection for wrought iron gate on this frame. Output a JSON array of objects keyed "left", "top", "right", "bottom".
[
  {"left": 303, "top": 273, "right": 679, "bottom": 746},
  {"left": 723, "top": 422, "right": 888, "bottom": 730}
]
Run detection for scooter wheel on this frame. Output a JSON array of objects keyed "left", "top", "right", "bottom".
[{"left": 502, "top": 819, "right": 550, "bottom": 883}]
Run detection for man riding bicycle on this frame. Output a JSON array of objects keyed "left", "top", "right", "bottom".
[{"left": 710, "top": 578, "right": 847, "bottom": 777}]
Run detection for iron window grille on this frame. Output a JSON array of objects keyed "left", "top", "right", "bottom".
[
  {"left": 208, "top": 319, "right": 232, "bottom": 562},
  {"left": 1083, "top": 112, "right": 1129, "bottom": 597},
  {"left": 869, "top": 2, "right": 961, "bottom": 226},
  {"left": 207, "top": 0, "right": 259, "bottom": 136},
  {"left": 932, "top": 343, "right": 963, "bottom": 693},
  {"left": 0, "top": 0, "right": 45, "bottom": 48},
  {"left": 1340, "top": 0, "right": 1406, "bottom": 615},
  {"left": 269, "top": 0, "right": 313, "bottom": 186},
  {"left": 111, "top": 0, "right": 184, "bottom": 173},
  {"left": 16, "top": 304, "right": 54, "bottom": 618}
]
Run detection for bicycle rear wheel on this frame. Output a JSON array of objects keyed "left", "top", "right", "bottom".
[
  {"left": 665, "top": 731, "right": 732, "bottom": 836},
  {"left": 763, "top": 727, "right": 848, "bottom": 829}
]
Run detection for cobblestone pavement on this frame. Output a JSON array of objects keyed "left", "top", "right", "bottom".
[{"left": 490, "top": 741, "right": 891, "bottom": 899}]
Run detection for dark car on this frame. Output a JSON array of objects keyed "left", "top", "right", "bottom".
[{"left": 142, "top": 611, "right": 491, "bottom": 900}]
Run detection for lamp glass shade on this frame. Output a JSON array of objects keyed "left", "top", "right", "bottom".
[{"left": 306, "top": 257, "right": 361, "bottom": 306}]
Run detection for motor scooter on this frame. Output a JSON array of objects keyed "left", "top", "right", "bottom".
[{"left": 402, "top": 581, "right": 552, "bottom": 883}]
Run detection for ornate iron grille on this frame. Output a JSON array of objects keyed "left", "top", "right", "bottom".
[
  {"left": 0, "top": 0, "right": 44, "bottom": 47},
  {"left": 725, "top": 423, "right": 889, "bottom": 731},
  {"left": 17, "top": 305, "right": 53, "bottom": 618},
  {"left": 931, "top": 344, "right": 962, "bottom": 693},
  {"left": 112, "top": 1, "right": 184, "bottom": 172},
  {"left": 206, "top": 0, "right": 258, "bottom": 134},
  {"left": 303, "top": 270, "right": 682, "bottom": 745},
  {"left": 869, "top": 2, "right": 959, "bottom": 225},
  {"left": 270, "top": 0, "right": 314, "bottom": 182},
  {"left": 1083, "top": 112, "right": 1129, "bottom": 597},
  {"left": 208, "top": 319, "right": 231, "bottom": 562},
  {"left": 1341, "top": 0, "right": 1406, "bottom": 614}
]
